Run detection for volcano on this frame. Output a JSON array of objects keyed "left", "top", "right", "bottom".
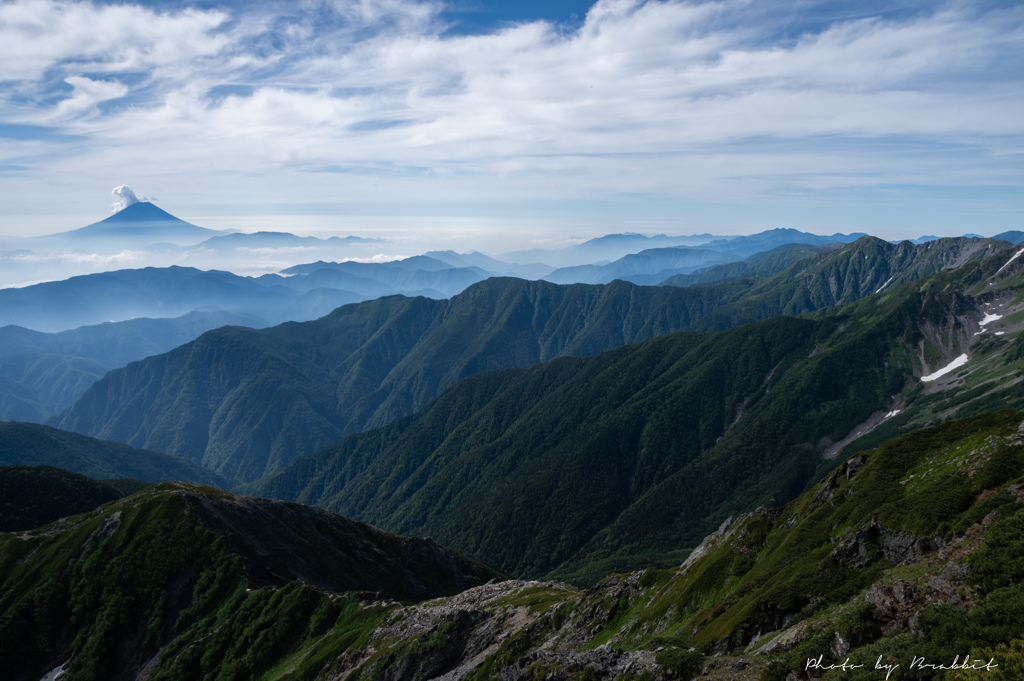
[{"left": 52, "top": 201, "right": 224, "bottom": 244}]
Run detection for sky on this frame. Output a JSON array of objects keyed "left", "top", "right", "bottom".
[{"left": 1, "top": 0, "right": 1022, "bottom": 249}]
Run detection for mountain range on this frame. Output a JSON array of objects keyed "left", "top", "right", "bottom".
[
  {"left": 0, "top": 258, "right": 487, "bottom": 333},
  {"left": 0, "top": 421, "right": 227, "bottom": 487},
  {"left": 498, "top": 228, "right": 866, "bottom": 268},
  {"left": 542, "top": 246, "right": 738, "bottom": 285},
  {"left": 52, "top": 235, "right": 1010, "bottom": 484},
  {"left": 52, "top": 277, "right": 738, "bottom": 482},
  {"left": 6, "top": 207, "right": 1024, "bottom": 681},
  {"left": 4, "top": 408, "right": 1022, "bottom": 680},
  {"left": 246, "top": 239, "right": 1024, "bottom": 583},
  {"left": 0, "top": 309, "right": 268, "bottom": 422}
]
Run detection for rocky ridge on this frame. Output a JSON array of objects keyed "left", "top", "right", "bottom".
[{"left": 295, "top": 410, "right": 1024, "bottom": 680}]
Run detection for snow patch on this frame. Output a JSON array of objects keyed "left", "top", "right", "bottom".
[
  {"left": 921, "top": 354, "right": 969, "bottom": 382},
  {"left": 40, "top": 663, "right": 66, "bottom": 681},
  {"left": 996, "top": 331, "right": 1006, "bottom": 336},
  {"left": 885, "top": 409, "right": 901, "bottom": 418},
  {"left": 980, "top": 312, "right": 1002, "bottom": 326},
  {"left": 875, "top": 275, "right": 896, "bottom": 294},
  {"left": 996, "top": 246, "right": 1024, "bottom": 275}
]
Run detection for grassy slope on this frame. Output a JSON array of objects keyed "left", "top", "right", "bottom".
[
  {"left": 55, "top": 410, "right": 1024, "bottom": 680},
  {"left": 0, "top": 483, "right": 500, "bottom": 681},
  {"left": 0, "top": 310, "right": 268, "bottom": 422}
]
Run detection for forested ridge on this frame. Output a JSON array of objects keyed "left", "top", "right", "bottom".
[{"left": 54, "top": 236, "right": 1007, "bottom": 483}]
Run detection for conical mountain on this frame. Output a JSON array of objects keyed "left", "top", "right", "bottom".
[{"left": 49, "top": 201, "right": 223, "bottom": 244}]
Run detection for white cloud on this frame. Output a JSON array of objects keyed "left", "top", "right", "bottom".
[
  {"left": 50, "top": 75, "right": 127, "bottom": 120},
  {"left": 0, "top": 0, "right": 1022, "bottom": 238},
  {"left": 0, "top": 0, "right": 231, "bottom": 81},
  {"left": 111, "top": 184, "right": 139, "bottom": 212}
]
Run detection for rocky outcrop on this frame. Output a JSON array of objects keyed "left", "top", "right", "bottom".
[
  {"left": 813, "top": 455, "right": 865, "bottom": 502},
  {"left": 679, "top": 507, "right": 770, "bottom": 574},
  {"left": 830, "top": 520, "right": 940, "bottom": 569},
  {"left": 322, "top": 580, "right": 665, "bottom": 681}
]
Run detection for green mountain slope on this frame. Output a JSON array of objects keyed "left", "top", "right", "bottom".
[
  {"left": 0, "top": 310, "right": 268, "bottom": 422},
  {"left": 0, "top": 421, "right": 227, "bottom": 487},
  {"left": 53, "top": 278, "right": 754, "bottom": 482},
  {"left": 0, "top": 465, "right": 145, "bottom": 532},
  {"left": 53, "top": 237, "right": 1010, "bottom": 485},
  {"left": 11, "top": 410, "right": 1021, "bottom": 680},
  {"left": 689, "top": 235, "right": 1008, "bottom": 332},
  {"left": 532, "top": 409, "right": 1024, "bottom": 680},
  {"left": 0, "top": 483, "right": 499, "bottom": 681},
  {"left": 659, "top": 243, "right": 838, "bottom": 287},
  {"left": 249, "top": 315, "right": 843, "bottom": 578},
  {"left": 250, "top": 242, "right": 1024, "bottom": 583}
]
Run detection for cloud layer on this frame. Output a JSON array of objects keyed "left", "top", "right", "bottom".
[{"left": 1, "top": 0, "right": 1022, "bottom": 238}]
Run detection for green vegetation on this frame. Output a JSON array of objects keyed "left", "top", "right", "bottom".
[
  {"left": 0, "top": 465, "right": 144, "bottom": 531},
  {"left": 660, "top": 243, "right": 838, "bottom": 288},
  {"left": 0, "top": 421, "right": 227, "bottom": 486},
  {"left": 654, "top": 648, "right": 704, "bottom": 680},
  {"left": 7, "top": 236, "right": 1024, "bottom": 679},
  {"left": 57, "top": 277, "right": 755, "bottom": 482},
  {"left": 0, "top": 309, "right": 268, "bottom": 422},
  {"left": 0, "top": 483, "right": 499, "bottom": 681},
  {"left": 252, "top": 265, "right": 989, "bottom": 583},
  {"left": 57, "top": 236, "right": 1007, "bottom": 484}
]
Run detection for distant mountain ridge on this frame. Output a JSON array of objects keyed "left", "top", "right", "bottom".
[
  {"left": 53, "top": 236, "right": 1012, "bottom": 483},
  {"left": 198, "top": 231, "right": 381, "bottom": 249},
  {"left": 498, "top": 228, "right": 865, "bottom": 268},
  {"left": 0, "top": 259, "right": 493, "bottom": 333},
  {"left": 500, "top": 232, "right": 725, "bottom": 267},
  {"left": 659, "top": 243, "right": 839, "bottom": 287},
  {"left": 0, "top": 421, "right": 227, "bottom": 487},
  {"left": 248, "top": 241, "right": 1024, "bottom": 582},
  {"left": 0, "top": 309, "right": 268, "bottom": 422},
  {"left": 542, "top": 246, "right": 736, "bottom": 285}
]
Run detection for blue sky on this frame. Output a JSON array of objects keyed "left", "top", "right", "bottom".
[{"left": 0, "top": 0, "right": 1022, "bottom": 248}]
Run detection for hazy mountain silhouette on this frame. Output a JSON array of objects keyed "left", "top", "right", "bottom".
[{"left": 53, "top": 201, "right": 224, "bottom": 243}]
